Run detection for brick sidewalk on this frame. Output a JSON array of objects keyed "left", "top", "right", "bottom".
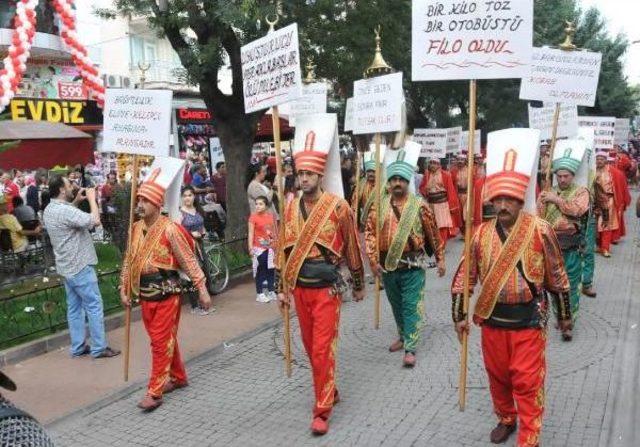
[{"left": 50, "top": 215, "right": 640, "bottom": 447}]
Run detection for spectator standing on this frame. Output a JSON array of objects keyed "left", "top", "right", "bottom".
[
  {"left": 0, "top": 195, "right": 41, "bottom": 252},
  {"left": 0, "top": 170, "right": 20, "bottom": 213},
  {"left": 179, "top": 186, "right": 214, "bottom": 315},
  {"left": 191, "top": 164, "right": 215, "bottom": 203},
  {"left": 11, "top": 196, "right": 37, "bottom": 224},
  {"left": 246, "top": 163, "right": 275, "bottom": 215},
  {"left": 43, "top": 175, "right": 120, "bottom": 359},
  {"left": 211, "top": 162, "right": 227, "bottom": 211},
  {"left": 248, "top": 196, "right": 277, "bottom": 302}
]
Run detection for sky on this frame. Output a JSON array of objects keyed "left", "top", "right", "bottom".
[{"left": 579, "top": 0, "right": 640, "bottom": 85}]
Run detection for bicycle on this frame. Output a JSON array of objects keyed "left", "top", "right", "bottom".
[{"left": 203, "top": 236, "right": 230, "bottom": 295}]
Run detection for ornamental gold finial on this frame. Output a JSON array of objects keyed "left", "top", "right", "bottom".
[
  {"left": 364, "top": 25, "right": 394, "bottom": 78},
  {"left": 559, "top": 21, "right": 577, "bottom": 51},
  {"left": 266, "top": 14, "right": 279, "bottom": 32},
  {"left": 303, "top": 56, "right": 316, "bottom": 84}
]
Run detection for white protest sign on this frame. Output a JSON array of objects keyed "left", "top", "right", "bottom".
[
  {"left": 445, "top": 126, "right": 462, "bottom": 153},
  {"left": 412, "top": 0, "right": 534, "bottom": 81},
  {"left": 527, "top": 104, "right": 578, "bottom": 140},
  {"left": 288, "top": 82, "right": 327, "bottom": 126},
  {"left": 614, "top": 118, "right": 631, "bottom": 145},
  {"left": 519, "top": 47, "right": 602, "bottom": 107},
  {"left": 353, "top": 72, "right": 404, "bottom": 135},
  {"left": 344, "top": 97, "right": 355, "bottom": 132},
  {"left": 209, "top": 137, "right": 225, "bottom": 174},
  {"left": 241, "top": 23, "right": 302, "bottom": 114},
  {"left": 460, "top": 130, "right": 481, "bottom": 154},
  {"left": 413, "top": 128, "right": 448, "bottom": 157},
  {"left": 578, "top": 116, "right": 616, "bottom": 151},
  {"left": 102, "top": 89, "right": 172, "bottom": 157}
]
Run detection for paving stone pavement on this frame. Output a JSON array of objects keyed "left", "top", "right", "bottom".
[{"left": 51, "top": 214, "right": 640, "bottom": 447}]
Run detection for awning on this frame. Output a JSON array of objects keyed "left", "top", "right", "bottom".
[{"left": 0, "top": 121, "right": 94, "bottom": 170}]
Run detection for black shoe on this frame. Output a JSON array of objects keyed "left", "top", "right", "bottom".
[
  {"left": 73, "top": 344, "right": 91, "bottom": 357},
  {"left": 94, "top": 347, "right": 121, "bottom": 359}
]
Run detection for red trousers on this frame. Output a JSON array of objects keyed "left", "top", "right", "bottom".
[
  {"left": 598, "top": 230, "right": 612, "bottom": 252},
  {"left": 141, "top": 295, "right": 187, "bottom": 398},
  {"left": 293, "top": 286, "right": 340, "bottom": 420},
  {"left": 439, "top": 228, "right": 450, "bottom": 249},
  {"left": 481, "top": 326, "right": 546, "bottom": 447}
]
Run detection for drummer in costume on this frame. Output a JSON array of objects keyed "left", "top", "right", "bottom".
[
  {"left": 452, "top": 129, "right": 571, "bottom": 447},
  {"left": 276, "top": 114, "right": 365, "bottom": 436},
  {"left": 538, "top": 142, "right": 590, "bottom": 341},
  {"left": 120, "top": 161, "right": 212, "bottom": 412},
  {"left": 418, "top": 156, "right": 462, "bottom": 248},
  {"left": 365, "top": 142, "right": 445, "bottom": 368}
]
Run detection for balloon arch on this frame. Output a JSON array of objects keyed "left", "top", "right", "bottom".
[{"left": 0, "top": 0, "right": 105, "bottom": 113}]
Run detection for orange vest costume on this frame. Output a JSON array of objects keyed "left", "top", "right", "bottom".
[
  {"left": 451, "top": 137, "right": 572, "bottom": 447},
  {"left": 418, "top": 168, "right": 462, "bottom": 244},
  {"left": 276, "top": 117, "right": 364, "bottom": 427},
  {"left": 121, "top": 174, "right": 207, "bottom": 399}
]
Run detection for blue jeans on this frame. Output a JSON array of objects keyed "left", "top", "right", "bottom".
[
  {"left": 63, "top": 265, "right": 107, "bottom": 357},
  {"left": 255, "top": 250, "right": 274, "bottom": 294}
]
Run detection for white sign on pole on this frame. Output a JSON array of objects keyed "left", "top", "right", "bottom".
[
  {"left": 528, "top": 104, "right": 578, "bottom": 140},
  {"left": 241, "top": 23, "right": 302, "bottom": 114},
  {"left": 288, "top": 82, "right": 328, "bottom": 126},
  {"left": 353, "top": 72, "right": 404, "bottom": 135},
  {"left": 344, "top": 97, "right": 355, "bottom": 132},
  {"left": 413, "top": 128, "right": 448, "bottom": 157},
  {"left": 102, "top": 89, "right": 173, "bottom": 157},
  {"left": 519, "top": 47, "right": 602, "bottom": 107},
  {"left": 445, "top": 126, "right": 462, "bottom": 154},
  {"left": 460, "top": 130, "right": 481, "bottom": 154},
  {"left": 578, "top": 116, "right": 616, "bottom": 151},
  {"left": 614, "top": 118, "right": 631, "bottom": 145},
  {"left": 412, "top": 0, "right": 534, "bottom": 81},
  {"left": 209, "top": 137, "right": 225, "bottom": 174}
]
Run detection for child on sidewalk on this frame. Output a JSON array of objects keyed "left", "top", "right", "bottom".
[{"left": 248, "top": 196, "right": 277, "bottom": 303}]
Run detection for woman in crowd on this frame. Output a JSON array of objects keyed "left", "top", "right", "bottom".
[
  {"left": 246, "top": 162, "right": 275, "bottom": 215},
  {"left": 179, "top": 185, "right": 214, "bottom": 316}
]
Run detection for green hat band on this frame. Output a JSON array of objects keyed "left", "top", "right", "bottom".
[
  {"left": 552, "top": 158, "right": 581, "bottom": 175},
  {"left": 364, "top": 160, "right": 376, "bottom": 171},
  {"left": 386, "top": 161, "right": 413, "bottom": 182}
]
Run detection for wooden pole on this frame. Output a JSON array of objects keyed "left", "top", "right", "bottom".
[
  {"left": 374, "top": 133, "right": 382, "bottom": 330},
  {"left": 353, "top": 149, "right": 362, "bottom": 222},
  {"left": 544, "top": 102, "right": 562, "bottom": 192},
  {"left": 272, "top": 105, "right": 292, "bottom": 377},
  {"left": 458, "top": 79, "right": 477, "bottom": 410},
  {"left": 123, "top": 155, "right": 139, "bottom": 382}
]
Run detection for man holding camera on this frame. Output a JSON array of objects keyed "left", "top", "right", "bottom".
[{"left": 43, "top": 175, "right": 120, "bottom": 359}]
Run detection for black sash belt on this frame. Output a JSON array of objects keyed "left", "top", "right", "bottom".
[
  {"left": 427, "top": 191, "right": 448, "bottom": 204},
  {"left": 139, "top": 272, "right": 195, "bottom": 301}
]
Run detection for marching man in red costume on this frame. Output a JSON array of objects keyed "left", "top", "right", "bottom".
[
  {"left": 419, "top": 156, "right": 462, "bottom": 248},
  {"left": 276, "top": 114, "right": 365, "bottom": 436},
  {"left": 451, "top": 129, "right": 571, "bottom": 447},
  {"left": 120, "top": 160, "right": 212, "bottom": 412}
]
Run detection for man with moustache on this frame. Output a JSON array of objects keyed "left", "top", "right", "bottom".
[
  {"left": 538, "top": 146, "right": 590, "bottom": 341},
  {"left": 452, "top": 130, "right": 571, "bottom": 447},
  {"left": 120, "top": 166, "right": 212, "bottom": 412},
  {"left": 276, "top": 115, "right": 365, "bottom": 436},
  {"left": 365, "top": 144, "right": 444, "bottom": 368},
  {"left": 352, "top": 150, "right": 381, "bottom": 231}
]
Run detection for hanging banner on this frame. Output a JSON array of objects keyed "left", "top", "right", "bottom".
[
  {"left": 413, "top": 128, "right": 448, "bottom": 157},
  {"left": 578, "top": 116, "right": 616, "bottom": 151},
  {"left": 445, "top": 126, "right": 462, "bottom": 153},
  {"left": 614, "top": 118, "right": 631, "bottom": 146},
  {"left": 102, "top": 89, "right": 173, "bottom": 156},
  {"left": 344, "top": 97, "right": 355, "bottom": 132},
  {"left": 528, "top": 104, "right": 578, "bottom": 140},
  {"left": 412, "top": 0, "right": 534, "bottom": 81},
  {"left": 519, "top": 47, "right": 602, "bottom": 107},
  {"left": 460, "top": 129, "right": 481, "bottom": 154},
  {"left": 353, "top": 72, "right": 404, "bottom": 135},
  {"left": 241, "top": 23, "right": 302, "bottom": 114}
]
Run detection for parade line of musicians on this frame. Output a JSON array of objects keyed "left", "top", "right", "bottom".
[{"left": 122, "top": 113, "right": 632, "bottom": 447}]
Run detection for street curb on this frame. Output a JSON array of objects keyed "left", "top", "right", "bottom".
[
  {"left": 46, "top": 313, "right": 283, "bottom": 430},
  {"left": 0, "top": 270, "right": 252, "bottom": 368}
]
